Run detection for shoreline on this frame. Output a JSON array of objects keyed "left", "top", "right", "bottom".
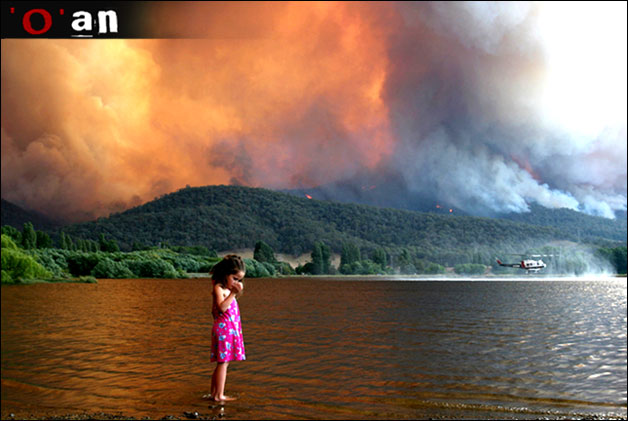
[
  {"left": 4, "top": 273, "right": 624, "bottom": 284},
  {"left": 1, "top": 409, "right": 221, "bottom": 420},
  {"left": 188, "top": 273, "right": 627, "bottom": 280},
  {"left": 3, "top": 409, "right": 626, "bottom": 421},
  {"left": 3, "top": 411, "right": 139, "bottom": 420}
]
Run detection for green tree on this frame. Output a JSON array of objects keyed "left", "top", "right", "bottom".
[
  {"left": 65, "top": 234, "right": 75, "bottom": 251},
  {"left": 396, "top": 249, "right": 412, "bottom": 269},
  {"left": 254, "top": 241, "right": 277, "bottom": 263},
  {"left": 36, "top": 230, "right": 52, "bottom": 248},
  {"left": 372, "top": 248, "right": 388, "bottom": 268},
  {"left": 2, "top": 234, "right": 19, "bottom": 250},
  {"left": 21, "top": 222, "right": 36, "bottom": 250},
  {"left": 309, "top": 241, "right": 332, "bottom": 275},
  {"left": 340, "top": 242, "right": 361, "bottom": 267},
  {"left": 67, "top": 253, "right": 100, "bottom": 276},
  {"left": 320, "top": 242, "right": 331, "bottom": 273},
  {"left": 87, "top": 239, "right": 99, "bottom": 252},
  {"left": 612, "top": 246, "right": 627, "bottom": 274},
  {"left": 424, "top": 262, "right": 446, "bottom": 274},
  {"left": 99, "top": 234, "right": 108, "bottom": 251},
  {"left": 2, "top": 226, "right": 22, "bottom": 244},
  {"left": 99, "top": 233, "right": 120, "bottom": 253},
  {"left": 126, "top": 258, "right": 178, "bottom": 278},
  {"left": 132, "top": 241, "right": 147, "bottom": 251},
  {"left": 311, "top": 242, "right": 324, "bottom": 275},
  {"left": 91, "top": 258, "right": 135, "bottom": 278},
  {"left": 600, "top": 246, "right": 628, "bottom": 274},
  {"left": 400, "top": 263, "right": 416, "bottom": 275},
  {"left": 1, "top": 236, "right": 52, "bottom": 284},
  {"left": 107, "top": 238, "right": 120, "bottom": 252},
  {"left": 60, "top": 232, "right": 68, "bottom": 250}
]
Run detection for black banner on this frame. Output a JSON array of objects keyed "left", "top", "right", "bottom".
[{"left": 1, "top": 1, "right": 149, "bottom": 38}]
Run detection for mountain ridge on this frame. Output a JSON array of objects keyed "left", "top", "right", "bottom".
[
  {"left": 34, "top": 185, "right": 624, "bottom": 262},
  {"left": 1, "top": 199, "right": 61, "bottom": 231}
]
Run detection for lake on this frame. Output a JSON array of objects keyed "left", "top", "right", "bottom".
[{"left": 1, "top": 277, "right": 626, "bottom": 419}]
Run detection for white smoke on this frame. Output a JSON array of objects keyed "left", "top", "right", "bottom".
[{"left": 385, "top": 1, "right": 627, "bottom": 218}]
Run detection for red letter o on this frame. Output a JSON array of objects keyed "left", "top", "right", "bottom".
[{"left": 23, "top": 9, "right": 52, "bottom": 35}]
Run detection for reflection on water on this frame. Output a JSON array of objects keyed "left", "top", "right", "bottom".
[{"left": 2, "top": 278, "right": 626, "bottom": 419}]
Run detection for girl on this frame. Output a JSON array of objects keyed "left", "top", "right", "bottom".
[{"left": 208, "top": 255, "right": 246, "bottom": 402}]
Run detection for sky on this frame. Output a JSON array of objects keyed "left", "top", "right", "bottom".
[{"left": 1, "top": 1, "right": 626, "bottom": 223}]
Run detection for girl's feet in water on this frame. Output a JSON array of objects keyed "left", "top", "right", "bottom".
[{"left": 203, "top": 394, "right": 237, "bottom": 402}]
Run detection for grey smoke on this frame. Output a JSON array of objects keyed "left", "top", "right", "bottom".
[{"left": 379, "top": 1, "right": 626, "bottom": 218}]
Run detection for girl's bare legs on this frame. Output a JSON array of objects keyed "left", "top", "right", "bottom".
[
  {"left": 210, "top": 365, "right": 217, "bottom": 397},
  {"left": 212, "top": 362, "right": 236, "bottom": 401},
  {"left": 202, "top": 365, "right": 221, "bottom": 400}
]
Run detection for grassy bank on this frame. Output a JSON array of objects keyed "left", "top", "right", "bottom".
[
  {"left": 1, "top": 234, "right": 295, "bottom": 284},
  {"left": 6, "top": 276, "right": 98, "bottom": 285}
]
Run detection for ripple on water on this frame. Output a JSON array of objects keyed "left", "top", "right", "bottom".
[{"left": 2, "top": 278, "right": 626, "bottom": 419}]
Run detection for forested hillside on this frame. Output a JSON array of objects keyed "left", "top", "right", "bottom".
[
  {"left": 55, "top": 185, "right": 625, "bottom": 265},
  {"left": 1, "top": 199, "right": 60, "bottom": 231},
  {"left": 500, "top": 204, "right": 627, "bottom": 243}
]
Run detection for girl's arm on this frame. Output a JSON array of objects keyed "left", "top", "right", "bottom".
[{"left": 214, "top": 283, "right": 240, "bottom": 313}]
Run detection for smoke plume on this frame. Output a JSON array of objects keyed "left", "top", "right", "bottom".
[{"left": 1, "top": 2, "right": 626, "bottom": 222}]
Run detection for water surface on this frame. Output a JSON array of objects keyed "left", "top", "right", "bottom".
[{"left": 2, "top": 278, "right": 626, "bottom": 419}]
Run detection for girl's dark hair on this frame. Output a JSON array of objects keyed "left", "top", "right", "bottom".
[{"left": 211, "top": 255, "right": 246, "bottom": 285}]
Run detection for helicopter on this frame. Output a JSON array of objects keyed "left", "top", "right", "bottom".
[{"left": 495, "top": 255, "right": 550, "bottom": 273}]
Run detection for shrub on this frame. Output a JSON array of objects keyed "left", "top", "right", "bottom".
[
  {"left": 357, "top": 259, "right": 383, "bottom": 275},
  {"left": 66, "top": 253, "right": 101, "bottom": 276},
  {"left": 1, "top": 248, "right": 52, "bottom": 283},
  {"left": 79, "top": 276, "right": 98, "bottom": 284},
  {"left": 296, "top": 262, "right": 314, "bottom": 275},
  {"left": 2, "top": 226, "right": 22, "bottom": 244},
  {"left": 339, "top": 263, "right": 352, "bottom": 275},
  {"left": 261, "top": 262, "right": 277, "bottom": 276},
  {"left": 31, "top": 252, "right": 65, "bottom": 277},
  {"left": 125, "top": 258, "right": 179, "bottom": 278},
  {"left": 91, "top": 258, "right": 135, "bottom": 278},
  {"left": 400, "top": 263, "right": 417, "bottom": 275},
  {"left": 169, "top": 255, "right": 203, "bottom": 272},
  {"left": 274, "top": 261, "right": 295, "bottom": 275},
  {"left": 198, "top": 258, "right": 221, "bottom": 273},
  {"left": 2, "top": 234, "right": 19, "bottom": 250},
  {"left": 2, "top": 270, "right": 14, "bottom": 284},
  {"left": 244, "top": 258, "right": 271, "bottom": 278},
  {"left": 423, "top": 262, "right": 446, "bottom": 274},
  {"left": 454, "top": 263, "right": 486, "bottom": 275}
]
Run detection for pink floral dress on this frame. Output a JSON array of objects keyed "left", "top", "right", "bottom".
[{"left": 211, "top": 298, "right": 246, "bottom": 362}]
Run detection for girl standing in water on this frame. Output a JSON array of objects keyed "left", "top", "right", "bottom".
[{"left": 208, "top": 255, "right": 246, "bottom": 402}]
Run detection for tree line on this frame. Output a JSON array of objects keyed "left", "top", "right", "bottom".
[
  {"left": 1, "top": 225, "right": 295, "bottom": 284},
  {"left": 3, "top": 217, "right": 627, "bottom": 284}
]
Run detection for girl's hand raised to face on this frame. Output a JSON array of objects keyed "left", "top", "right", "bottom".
[{"left": 231, "top": 281, "right": 244, "bottom": 294}]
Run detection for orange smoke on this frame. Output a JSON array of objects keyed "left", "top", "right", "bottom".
[{"left": 1, "top": 2, "right": 397, "bottom": 222}]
